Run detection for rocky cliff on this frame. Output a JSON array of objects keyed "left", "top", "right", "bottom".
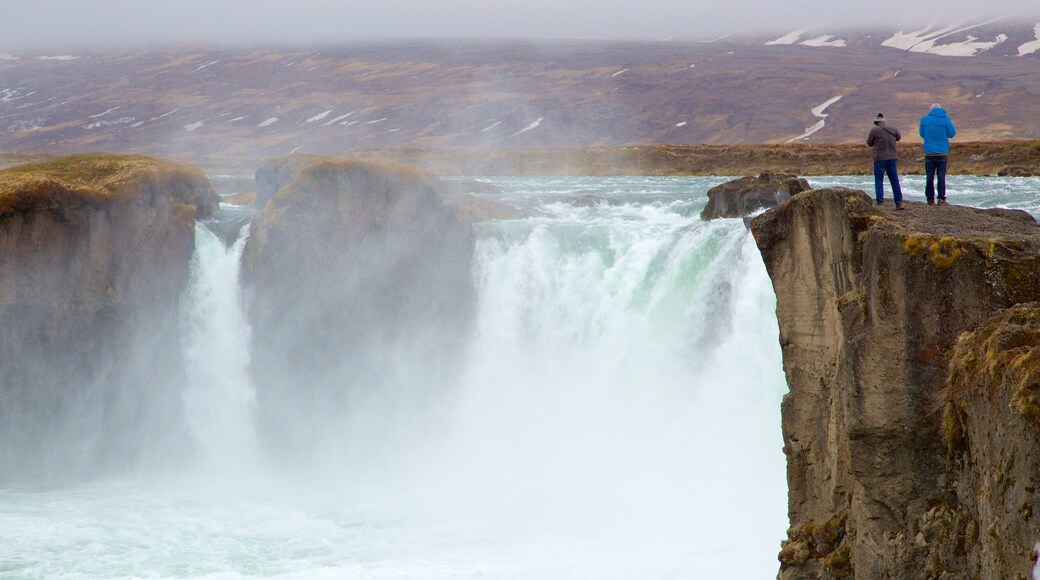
[
  {"left": 700, "top": 172, "right": 811, "bottom": 220},
  {"left": 0, "top": 153, "right": 219, "bottom": 480},
  {"left": 241, "top": 156, "right": 507, "bottom": 458},
  {"left": 751, "top": 189, "right": 1040, "bottom": 578}
]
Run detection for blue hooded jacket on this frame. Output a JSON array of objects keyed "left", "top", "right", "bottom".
[{"left": 919, "top": 107, "right": 956, "bottom": 155}]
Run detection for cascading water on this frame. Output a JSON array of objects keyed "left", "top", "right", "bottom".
[
  {"left": 180, "top": 223, "right": 259, "bottom": 473},
  {"left": 1, "top": 175, "right": 795, "bottom": 579}
]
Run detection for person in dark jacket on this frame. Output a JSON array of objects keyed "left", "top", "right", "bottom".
[
  {"left": 919, "top": 103, "right": 957, "bottom": 205},
  {"left": 866, "top": 112, "right": 903, "bottom": 209}
]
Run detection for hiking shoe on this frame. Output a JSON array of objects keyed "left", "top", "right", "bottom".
[
  {"left": 927, "top": 200, "right": 935, "bottom": 205},
  {"left": 896, "top": 203, "right": 904, "bottom": 210},
  {"left": 937, "top": 198, "right": 948, "bottom": 206}
]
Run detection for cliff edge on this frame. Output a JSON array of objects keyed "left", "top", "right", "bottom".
[
  {"left": 0, "top": 153, "right": 219, "bottom": 480},
  {"left": 751, "top": 190, "right": 1040, "bottom": 578}
]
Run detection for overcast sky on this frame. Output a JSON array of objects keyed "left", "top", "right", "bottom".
[{"left": 3, "top": 0, "right": 1039, "bottom": 50}]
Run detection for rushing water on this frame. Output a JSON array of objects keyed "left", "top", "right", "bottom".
[{"left": 2, "top": 175, "right": 1039, "bottom": 579}]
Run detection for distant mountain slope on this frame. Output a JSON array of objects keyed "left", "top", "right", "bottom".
[
  {"left": 1, "top": 23, "right": 1038, "bottom": 160},
  {"left": 757, "top": 17, "right": 1040, "bottom": 57}
]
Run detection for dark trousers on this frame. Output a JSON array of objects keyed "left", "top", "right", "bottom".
[
  {"left": 924, "top": 155, "right": 948, "bottom": 202},
  {"left": 873, "top": 159, "right": 902, "bottom": 204}
]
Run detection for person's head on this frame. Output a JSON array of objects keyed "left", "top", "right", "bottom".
[
  {"left": 930, "top": 103, "right": 942, "bottom": 111},
  {"left": 873, "top": 112, "right": 885, "bottom": 125}
]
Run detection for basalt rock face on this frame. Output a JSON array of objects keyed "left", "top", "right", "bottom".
[
  {"left": 0, "top": 154, "right": 219, "bottom": 481},
  {"left": 750, "top": 189, "right": 1040, "bottom": 579},
  {"left": 700, "top": 172, "right": 811, "bottom": 220},
  {"left": 242, "top": 156, "right": 499, "bottom": 458}
]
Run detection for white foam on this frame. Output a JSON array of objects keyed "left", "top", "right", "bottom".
[
  {"left": 1018, "top": 23, "right": 1040, "bottom": 56},
  {"left": 184, "top": 121, "right": 205, "bottom": 132},
  {"left": 800, "top": 35, "right": 847, "bottom": 48},
  {"left": 306, "top": 110, "right": 332, "bottom": 123},
  {"left": 611, "top": 68, "right": 630, "bottom": 78},
  {"left": 257, "top": 117, "right": 278, "bottom": 127},
  {"left": 511, "top": 117, "right": 543, "bottom": 137},
  {"left": 787, "top": 94, "right": 843, "bottom": 143},
  {"left": 765, "top": 29, "right": 809, "bottom": 46}
]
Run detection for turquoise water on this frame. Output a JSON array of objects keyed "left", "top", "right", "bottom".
[{"left": 2, "top": 175, "right": 1038, "bottom": 579}]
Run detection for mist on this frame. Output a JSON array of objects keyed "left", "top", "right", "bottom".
[{"left": 2, "top": 0, "right": 1038, "bottom": 50}]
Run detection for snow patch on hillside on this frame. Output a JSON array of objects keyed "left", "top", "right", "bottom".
[
  {"left": 1, "top": 89, "right": 27, "bottom": 103},
  {"left": 85, "top": 117, "right": 135, "bottom": 130},
  {"left": 258, "top": 117, "right": 279, "bottom": 127},
  {"left": 88, "top": 106, "right": 121, "bottom": 119},
  {"left": 884, "top": 19, "right": 1008, "bottom": 56},
  {"left": 0, "top": 54, "right": 17, "bottom": 60},
  {"left": 366, "top": 118, "right": 388, "bottom": 125},
  {"left": 36, "top": 55, "right": 80, "bottom": 61},
  {"left": 611, "top": 68, "right": 630, "bottom": 77},
  {"left": 322, "top": 111, "right": 356, "bottom": 126},
  {"left": 766, "top": 29, "right": 809, "bottom": 45},
  {"left": 1018, "top": 23, "right": 1040, "bottom": 56},
  {"left": 306, "top": 110, "right": 332, "bottom": 123},
  {"left": 801, "top": 35, "right": 847, "bottom": 48},
  {"left": 184, "top": 121, "right": 205, "bottom": 132},
  {"left": 787, "top": 95, "right": 842, "bottom": 143},
  {"left": 194, "top": 60, "right": 220, "bottom": 72},
  {"left": 911, "top": 33, "right": 1007, "bottom": 56},
  {"left": 480, "top": 121, "right": 502, "bottom": 133},
  {"left": 512, "top": 118, "right": 543, "bottom": 137}
]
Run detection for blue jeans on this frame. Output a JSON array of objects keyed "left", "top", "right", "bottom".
[
  {"left": 873, "top": 159, "right": 902, "bottom": 204},
  {"left": 924, "top": 155, "right": 948, "bottom": 202}
]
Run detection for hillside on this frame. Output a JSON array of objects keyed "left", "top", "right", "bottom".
[{"left": 1, "top": 20, "right": 1039, "bottom": 161}]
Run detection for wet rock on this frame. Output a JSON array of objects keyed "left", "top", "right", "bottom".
[{"left": 700, "top": 172, "right": 810, "bottom": 220}]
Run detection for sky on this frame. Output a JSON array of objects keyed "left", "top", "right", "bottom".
[{"left": 2, "top": 0, "right": 1039, "bottom": 50}]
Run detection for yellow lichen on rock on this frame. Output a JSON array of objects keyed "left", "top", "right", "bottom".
[
  {"left": 903, "top": 234, "right": 963, "bottom": 268},
  {"left": 929, "top": 237, "right": 963, "bottom": 269}
]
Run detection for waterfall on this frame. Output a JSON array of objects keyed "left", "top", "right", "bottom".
[{"left": 180, "top": 223, "right": 258, "bottom": 472}]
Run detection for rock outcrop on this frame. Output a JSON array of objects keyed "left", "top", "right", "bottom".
[
  {"left": 242, "top": 156, "right": 505, "bottom": 457},
  {"left": 751, "top": 189, "right": 1040, "bottom": 578},
  {"left": 700, "top": 172, "right": 811, "bottom": 220},
  {"left": 0, "top": 153, "right": 219, "bottom": 480}
]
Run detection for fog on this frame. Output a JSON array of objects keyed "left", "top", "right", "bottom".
[{"left": 2, "top": 0, "right": 1038, "bottom": 49}]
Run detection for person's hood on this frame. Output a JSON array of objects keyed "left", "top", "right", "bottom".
[{"left": 929, "top": 107, "right": 948, "bottom": 118}]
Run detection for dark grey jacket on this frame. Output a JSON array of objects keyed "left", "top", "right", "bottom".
[{"left": 867, "top": 122, "right": 901, "bottom": 161}]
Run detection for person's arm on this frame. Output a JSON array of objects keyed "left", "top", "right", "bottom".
[
  {"left": 947, "top": 119, "right": 956, "bottom": 138},
  {"left": 919, "top": 120, "right": 925, "bottom": 138},
  {"left": 893, "top": 127, "right": 902, "bottom": 141},
  {"left": 867, "top": 130, "right": 875, "bottom": 146}
]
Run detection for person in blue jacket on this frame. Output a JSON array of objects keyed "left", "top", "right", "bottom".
[{"left": 918, "top": 104, "right": 956, "bottom": 205}]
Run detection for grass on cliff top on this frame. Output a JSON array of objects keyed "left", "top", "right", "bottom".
[{"left": 0, "top": 153, "right": 202, "bottom": 215}]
